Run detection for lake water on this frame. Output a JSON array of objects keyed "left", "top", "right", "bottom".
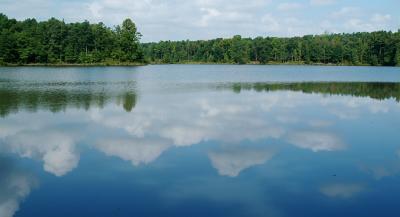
[{"left": 1, "top": 65, "right": 400, "bottom": 217}]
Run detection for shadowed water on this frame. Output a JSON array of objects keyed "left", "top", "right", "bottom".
[{"left": 1, "top": 65, "right": 400, "bottom": 217}]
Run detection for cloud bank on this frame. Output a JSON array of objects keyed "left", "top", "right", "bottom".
[{"left": 0, "top": 0, "right": 398, "bottom": 41}]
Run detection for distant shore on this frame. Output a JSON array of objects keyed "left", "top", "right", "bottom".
[
  {"left": 0, "top": 61, "right": 397, "bottom": 67},
  {"left": 148, "top": 61, "right": 376, "bottom": 67},
  {"left": 0, "top": 62, "right": 146, "bottom": 67}
]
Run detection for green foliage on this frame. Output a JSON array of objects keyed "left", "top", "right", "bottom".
[
  {"left": 143, "top": 31, "right": 400, "bottom": 66},
  {"left": 1, "top": 13, "right": 399, "bottom": 66},
  {"left": 395, "top": 34, "right": 400, "bottom": 66},
  {"left": 396, "top": 49, "right": 400, "bottom": 66},
  {"left": 118, "top": 19, "right": 142, "bottom": 62},
  {"left": 0, "top": 14, "right": 143, "bottom": 64}
]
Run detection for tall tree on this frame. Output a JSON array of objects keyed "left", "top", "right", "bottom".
[{"left": 118, "top": 19, "right": 142, "bottom": 62}]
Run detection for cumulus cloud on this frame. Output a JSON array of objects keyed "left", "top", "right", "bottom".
[
  {"left": 88, "top": 88, "right": 395, "bottom": 166},
  {"left": 1, "top": 79, "right": 397, "bottom": 178},
  {"left": 90, "top": 92, "right": 286, "bottom": 151},
  {"left": 310, "top": 0, "right": 336, "bottom": 6},
  {"left": 344, "top": 13, "right": 393, "bottom": 32},
  {"left": 321, "top": 96, "right": 392, "bottom": 119},
  {"left": 277, "top": 2, "right": 303, "bottom": 11},
  {"left": 371, "top": 13, "right": 392, "bottom": 23},
  {"left": 287, "top": 131, "right": 345, "bottom": 152},
  {"left": 331, "top": 7, "right": 361, "bottom": 18},
  {"left": 95, "top": 138, "right": 170, "bottom": 166},
  {"left": 308, "top": 120, "right": 333, "bottom": 128},
  {"left": 320, "top": 183, "right": 364, "bottom": 198},
  {"left": 3, "top": 131, "right": 79, "bottom": 176},
  {"left": 359, "top": 162, "right": 400, "bottom": 180},
  {"left": 86, "top": 92, "right": 287, "bottom": 166},
  {"left": 0, "top": 0, "right": 398, "bottom": 41},
  {"left": 363, "top": 166, "right": 393, "bottom": 180},
  {"left": 209, "top": 148, "right": 275, "bottom": 177},
  {"left": 0, "top": 158, "right": 36, "bottom": 217}
]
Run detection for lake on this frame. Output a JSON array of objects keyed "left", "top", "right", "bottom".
[{"left": 1, "top": 65, "right": 400, "bottom": 217}]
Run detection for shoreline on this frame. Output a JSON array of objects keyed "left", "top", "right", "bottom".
[
  {"left": 0, "top": 62, "right": 398, "bottom": 67},
  {"left": 0, "top": 62, "right": 147, "bottom": 67}
]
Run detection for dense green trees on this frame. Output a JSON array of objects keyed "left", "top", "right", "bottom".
[
  {"left": 143, "top": 31, "right": 400, "bottom": 66},
  {"left": 0, "top": 14, "right": 143, "bottom": 64},
  {"left": 396, "top": 42, "right": 400, "bottom": 66},
  {"left": 0, "top": 13, "right": 399, "bottom": 66}
]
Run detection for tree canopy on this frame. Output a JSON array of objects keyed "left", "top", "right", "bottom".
[
  {"left": 0, "top": 13, "right": 399, "bottom": 66},
  {"left": 143, "top": 32, "right": 400, "bottom": 66},
  {"left": 0, "top": 14, "right": 143, "bottom": 64}
]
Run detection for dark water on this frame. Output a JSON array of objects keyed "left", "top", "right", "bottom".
[{"left": 1, "top": 65, "right": 400, "bottom": 217}]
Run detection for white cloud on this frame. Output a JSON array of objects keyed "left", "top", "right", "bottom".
[
  {"left": 321, "top": 96, "right": 392, "bottom": 119},
  {"left": 287, "top": 131, "right": 345, "bottom": 152},
  {"left": 0, "top": 158, "right": 36, "bottom": 217},
  {"left": 260, "top": 14, "right": 280, "bottom": 32},
  {"left": 320, "top": 183, "right": 364, "bottom": 198},
  {"left": 3, "top": 131, "right": 79, "bottom": 176},
  {"left": 331, "top": 7, "right": 361, "bottom": 18},
  {"left": 0, "top": 0, "right": 398, "bottom": 41},
  {"left": 371, "top": 13, "right": 392, "bottom": 23},
  {"left": 198, "top": 8, "right": 221, "bottom": 27},
  {"left": 90, "top": 92, "right": 286, "bottom": 153},
  {"left": 364, "top": 166, "right": 393, "bottom": 180},
  {"left": 359, "top": 162, "right": 400, "bottom": 180},
  {"left": 310, "top": 0, "right": 336, "bottom": 6},
  {"left": 95, "top": 138, "right": 170, "bottom": 166},
  {"left": 209, "top": 148, "right": 275, "bottom": 177},
  {"left": 343, "top": 13, "right": 393, "bottom": 32},
  {"left": 308, "top": 120, "right": 333, "bottom": 128},
  {"left": 278, "top": 2, "right": 302, "bottom": 11},
  {"left": 330, "top": 108, "right": 359, "bottom": 120},
  {"left": 368, "top": 102, "right": 389, "bottom": 114},
  {"left": 88, "top": 2, "right": 103, "bottom": 19}
]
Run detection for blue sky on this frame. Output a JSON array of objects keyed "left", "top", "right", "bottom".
[{"left": 1, "top": 0, "right": 399, "bottom": 42}]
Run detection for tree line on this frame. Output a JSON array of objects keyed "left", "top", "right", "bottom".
[
  {"left": 0, "top": 13, "right": 143, "bottom": 65},
  {"left": 1, "top": 13, "right": 400, "bottom": 66},
  {"left": 143, "top": 33, "right": 400, "bottom": 66}
]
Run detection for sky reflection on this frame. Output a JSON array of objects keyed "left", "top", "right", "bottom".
[{"left": 1, "top": 67, "right": 400, "bottom": 217}]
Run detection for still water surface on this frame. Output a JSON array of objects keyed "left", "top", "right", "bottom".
[{"left": 1, "top": 65, "right": 400, "bottom": 217}]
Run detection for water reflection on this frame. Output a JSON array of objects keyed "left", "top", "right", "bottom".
[
  {"left": 287, "top": 131, "right": 345, "bottom": 152},
  {"left": 0, "top": 157, "right": 36, "bottom": 217},
  {"left": 228, "top": 82, "right": 400, "bottom": 102},
  {"left": 2, "top": 81, "right": 400, "bottom": 117},
  {"left": 209, "top": 147, "right": 276, "bottom": 177},
  {"left": 0, "top": 81, "right": 137, "bottom": 116},
  {"left": 320, "top": 183, "right": 364, "bottom": 198},
  {"left": 1, "top": 82, "right": 399, "bottom": 177},
  {"left": 1, "top": 78, "right": 400, "bottom": 217},
  {"left": 3, "top": 130, "right": 79, "bottom": 176}
]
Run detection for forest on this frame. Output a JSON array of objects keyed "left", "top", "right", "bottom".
[
  {"left": 0, "top": 13, "right": 143, "bottom": 65},
  {"left": 0, "top": 13, "right": 400, "bottom": 66},
  {"left": 143, "top": 33, "right": 400, "bottom": 66}
]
